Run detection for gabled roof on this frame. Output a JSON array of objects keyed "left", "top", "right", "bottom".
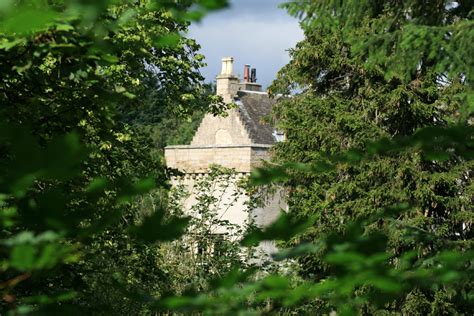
[{"left": 235, "top": 90, "right": 276, "bottom": 145}]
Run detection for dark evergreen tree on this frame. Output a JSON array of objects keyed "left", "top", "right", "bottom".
[{"left": 269, "top": 0, "right": 473, "bottom": 313}]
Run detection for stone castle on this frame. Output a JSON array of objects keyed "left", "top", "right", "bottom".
[{"left": 165, "top": 57, "right": 284, "bottom": 252}]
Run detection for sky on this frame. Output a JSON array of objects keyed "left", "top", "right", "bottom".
[{"left": 188, "top": 0, "right": 304, "bottom": 89}]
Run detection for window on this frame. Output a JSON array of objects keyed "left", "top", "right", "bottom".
[{"left": 272, "top": 130, "right": 285, "bottom": 142}]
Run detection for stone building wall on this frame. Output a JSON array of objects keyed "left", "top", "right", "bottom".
[
  {"left": 169, "top": 173, "right": 285, "bottom": 254},
  {"left": 170, "top": 173, "right": 250, "bottom": 235},
  {"left": 165, "top": 144, "right": 272, "bottom": 174}
]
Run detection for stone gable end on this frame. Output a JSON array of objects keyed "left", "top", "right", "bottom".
[{"left": 191, "top": 109, "right": 252, "bottom": 146}]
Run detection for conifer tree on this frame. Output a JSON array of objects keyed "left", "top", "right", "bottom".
[{"left": 269, "top": 0, "right": 473, "bottom": 313}]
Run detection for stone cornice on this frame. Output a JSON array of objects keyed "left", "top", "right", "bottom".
[{"left": 165, "top": 144, "right": 273, "bottom": 150}]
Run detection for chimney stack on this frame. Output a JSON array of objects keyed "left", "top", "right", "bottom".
[
  {"left": 216, "top": 57, "right": 239, "bottom": 103},
  {"left": 250, "top": 68, "right": 257, "bottom": 83},
  {"left": 220, "top": 57, "right": 234, "bottom": 76},
  {"left": 237, "top": 63, "right": 262, "bottom": 92},
  {"left": 244, "top": 64, "right": 250, "bottom": 82},
  {"left": 216, "top": 57, "right": 263, "bottom": 101}
]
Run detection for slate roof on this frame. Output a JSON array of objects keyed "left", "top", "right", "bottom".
[{"left": 234, "top": 90, "right": 276, "bottom": 144}]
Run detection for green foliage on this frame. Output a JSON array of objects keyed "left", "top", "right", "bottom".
[
  {"left": 159, "top": 166, "right": 254, "bottom": 295},
  {"left": 0, "top": 0, "right": 228, "bottom": 314},
  {"left": 1, "top": 0, "right": 473, "bottom": 314},
  {"left": 259, "top": 0, "right": 474, "bottom": 313},
  {"left": 157, "top": 206, "right": 472, "bottom": 315},
  {"left": 130, "top": 82, "right": 217, "bottom": 151},
  {"left": 282, "top": 0, "right": 474, "bottom": 122}
]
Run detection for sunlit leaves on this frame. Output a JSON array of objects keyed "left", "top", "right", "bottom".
[
  {"left": 154, "top": 32, "right": 181, "bottom": 47},
  {"left": 3, "top": 231, "right": 76, "bottom": 271},
  {"left": 1, "top": 0, "right": 471, "bottom": 314}
]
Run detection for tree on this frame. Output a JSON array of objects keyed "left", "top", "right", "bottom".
[
  {"left": 0, "top": 0, "right": 228, "bottom": 314},
  {"left": 266, "top": 0, "right": 473, "bottom": 313}
]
